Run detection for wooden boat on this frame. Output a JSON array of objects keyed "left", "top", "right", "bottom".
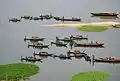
[
  {"left": 21, "top": 16, "right": 32, "bottom": 19},
  {"left": 56, "top": 36, "right": 73, "bottom": 42},
  {"left": 70, "top": 35, "right": 88, "bottom": 40},
  {"left": 51, "top": 41, "right": 67, "bottom": 47},
  {"left": 24, "top": 36, "right": 45, "bottom": 41},
  {"left": 28, "top": 42, "right": 49, "bottom": 48},
  {"left": 54, "top": 16, "right": 81, "bottom": 22},
  {"left": 67, "top": 50, "right": 87, "bottom": 58},
  {"left": 52, "top": 54, "right": 72, "bottom": 60},
  {"left": 91, "top": 12, "right": 120, "bottom": 16},
  {"left": 21, "top": 56, "right": 42, "bottom": 62},
  {"left": 29, "top": 17, "right": 41, "bottom": 20},
  {"left": 39, "top": 14, "right": 53, "bottom": 19},
  {"left": 33, "top": 51, "right": 53, "bottom": 56},
  {"left": 9, "top": 18, "right": 21, "bottom": 22},
  {"left": 93, "top": 56, "right": 120, "bottom": 63},
  {"left": 74, "top": 42, "right": 104, "bottom": 47},
  {"left": 67, "top": 50, "right": 86, "bottom": 55}
]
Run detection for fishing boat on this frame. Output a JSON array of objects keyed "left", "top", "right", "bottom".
[
  {"left": 21, "top": 56, "right": 42, "bottom": 62},
  {"left": 29, "top": 17, "right": 41, "bottom": 20},
  {"left": 54, "top": 16, "right": 81, "bottom": 22},
  {"left": 67, "top": 50, "right": 87, "bottom": 57},
  {"left": 52, "top": 54, "right": 72, "bottom": 60},
  {"left": 74, "top": 41, "right": 104, "bottom": 47},
  {"left": 9, "top": 18, "right": 21, "bottom": 22},
  {"left": 61, "top": 17, "right": 81, "bottom": 22},
  {"left": 33, "top": 51, "right": 53, "bottom": 56},
  {"left": 51, "top": 41, "right": 67, "bottom": 47},
  {"left": 39, "top": 14, "right": 53, "bottom": 20},
  {"left": 70, "top": 35, "right": 88, "bottom": 40},
  {"left": 56, "top": 36, "right": 73, "bottom": 42},
  {"left": 21, "top": 16, "right": 32, "bottom": 19},
  {"left": 28, "top": 42, "right": 49, "bottom": 48},
  {"left": 93, "top": 56, "right": 120, "bottom": 63},
  {"left": 91, "top": 12, "right": 120, "bottom": 16},
  {"left": 67, "top": 50, "right": 86, "bottom": 55},
  {"left": 24, "top": 36, "right": 45, "bottom": 41}
]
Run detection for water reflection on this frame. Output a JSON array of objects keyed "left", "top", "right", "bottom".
[{"left": 91, "top": 16, "right": 120, "bottom": 20}]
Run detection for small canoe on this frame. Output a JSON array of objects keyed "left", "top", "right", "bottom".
[
  {"left": 33, "top": 51, "right": 53, "bottom": 56},
  {"left": 94, "top": 57, "right": 120, "bottom": 63},
  {"left": 51, "top": 41, "right": 67, "bottom": 47},
  {"left": 28, "top": 42, "right": 49, "bottom": 48},
  {"left": 24, "top": 36, "right": 45, "bottom": 41},
  {"left": 56, "top": 36, "right": 73, "bottom": 42},
  {"left": 74, "top": 42, "right": 104, "bottom": 47},
  {"left": 70, "top": 35, "right": 88, "bottom": 40},
  {"left": 21, "top": 56, "right": 42, "bottom": 62}
]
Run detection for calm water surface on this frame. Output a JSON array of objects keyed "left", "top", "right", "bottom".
[{"left": 0, "top": 0, "right": 120, "bottom": 81}]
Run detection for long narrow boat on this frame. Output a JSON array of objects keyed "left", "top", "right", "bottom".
[
  {"left": 56, "top": 36, "right": 73, "bottom": 42},
  {"left": 51, "top": 41, "right": 67, "bottom": 47},
  {"left": 24, "top": 36, "right": 45, "bottom": 41},
  {"left": 21, "top": 56, "right": 42, "bottom": 62},
  {"left": 9, "top": 18, "right": 21, "bottom": 22},
  {"left": 21, "top": 16, "right": 32, "bottom": 19},
  {"left": 33, "top": 51, "right": 53, "bottom": 56},
  {"left": 67, "top": 50, "right": 86, "bottom": 55},
  {"left": 74, "top": 42, "right": 104, "bottom": 47},
  {"left": 93, "top": 57, "right": 120, "bottom": 63},
  {"left": 52, "top": 54, "right": 72, "bottom": 60},
  {"left": 28, "top": 42, "right": 49, "bottom": 48},
  {"left": 91, "top": 12, "right": 120, "bottom": 16},
  {"left": 70, "top": 35, "right": 88, "bottom": 40},
  {"left": 54, "top": 16, "right": 81, "bottom": 22}
]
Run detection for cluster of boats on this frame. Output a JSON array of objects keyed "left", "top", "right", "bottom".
[
  {"left": 21, "top": 34, "right": 120, "bottom": 64},
  {"left": 9, "top": 14, "right": 81, "bottom": 22},
  {"left": 24, "top": 35, "right": 104, "bottom": 49},
  {"left": 21, "top": 35, "right": 120, "bottom": 64},
  {"left": 9, "top": 12, "right": 120, "bottom": 22},
  {"left": 19, "top": 11, "right": 120, "bottom": 64},
  {"left": 21, "top": 34, "right": 105, "bottom": 63},
  {"left": 21, "top": 50, "right": 91, "bottom": 62}
]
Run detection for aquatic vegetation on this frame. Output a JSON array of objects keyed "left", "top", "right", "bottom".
[
  {"left": 78, "top": 25, "right": 108, "bottom": 32},
  {"left": 0, "top": 63, "right": 39, "bottom": 81},
  {"left": 71, "top": 71, "right": 110, "bottom": 81}
]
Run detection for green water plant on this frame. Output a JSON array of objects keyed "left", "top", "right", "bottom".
[
  {"left": 78, "top": 25, "right": 108, "bottom": 32},
  {"left": 0, "top": 63, "right": 40, "bottom": 81},
  {"left": 71, "top": 71, "right": 110, "bottom": 81}
]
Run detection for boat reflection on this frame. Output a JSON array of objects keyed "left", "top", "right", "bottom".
[{"left": 91, "top": 16, "right": 119, "bottom": 19}]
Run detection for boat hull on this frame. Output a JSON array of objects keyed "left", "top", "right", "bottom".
[
  {"left": 94, "top": 59, "right": 120, "bottom": 63},
  {"left": 91, "top": 13, "right": 118, "bottom": 16},
  {"left": 74, "top": 43, "right": 104, "bottom": 47}
]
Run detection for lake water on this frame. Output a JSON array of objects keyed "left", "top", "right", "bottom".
[{"left": 0, "top": 0, "right": 120, "bottom": 81}]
